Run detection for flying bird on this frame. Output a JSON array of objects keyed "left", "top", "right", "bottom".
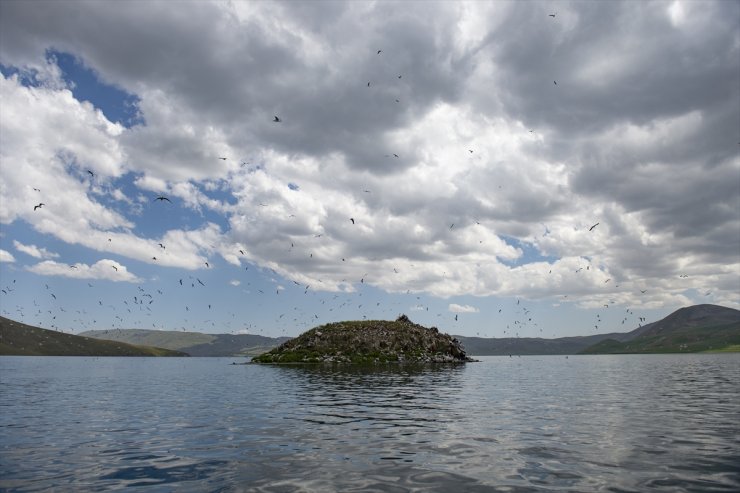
[
  {"left": 111, "top": 265, "right": 118, "bottom": 271},
  {"left": 87, "top": 170, "right": 95, "bottom": 178},
  {"left": 549, "top": 13, "right": 556, "bottom": 17},
  {"left": 377, "top": 50, "right": 382, "bottom": 54},
  {"left": 33, "top": 203, "right": 44, "bottom": 211},
  {"left": 273, "top": 116, "right": 281, "bottom": 122},
  {"left": 158, "top": 243, "right": 165, "bottom": 249},
  {"left": 350, "top": 218, "right": 355, "bottom": 224},
  {"left": 155, "top": 196, "right": 171, "bottom": 203},
  {"left": 589, "top": 222, "right": 599, "bottom": 231},
  {"left": 33, "top": 187, "right": 41, "bottom": 192},
  {"left": 218, "top": 157, "right": 227, "bottom": 160}
]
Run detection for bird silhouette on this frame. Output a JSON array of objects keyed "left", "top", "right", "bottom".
[
  {"left": 33, "top": 203, "right": 45, "bottom": 211},
  {"left": 589, "top": 222, "right": 599, "bottom": 231},
  {"left": 111, "top": 265, "right": 118, "bottom": 271},
  {"left": 350, "top": 218, "right": 355, "bottom": 224},
  {"left": 218, "top": 157, "right": 227, "bottom": 160},
  {"left": 155, "top": 196, "right": 171, "bottom": 203},
  {"left": 87, "top": 170, "right": 95, "bottom": 178},
  {"left": 549, "top": 13, "right": 556, "bottom": 17},
  {"left": 273, "top": 116, "right": 281, "bottom": 122},
  {"left": 377, "top": 50, "right": 382, "bottom": 54}
]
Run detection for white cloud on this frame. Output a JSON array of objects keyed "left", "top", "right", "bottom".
[
  {"left": 449, "top": 303, "right": 479, "bottom": 313},
  {"left": 27, "top": 259, "right": 143, "bottom": 283},
  {"left": 13, "top": 240, "right": 59, "bottom": 259},
  {"left": 229, "top": 279, "right": 241, "bottom": 286},
  {"left": 0, "top": 249, "right": 15, "bottom": 262}
]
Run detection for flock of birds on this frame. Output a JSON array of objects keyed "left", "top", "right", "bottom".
[{"left": 2, "top": 12, "right": 703, "bottom": 342}]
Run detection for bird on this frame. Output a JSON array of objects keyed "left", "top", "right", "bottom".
[
  {"left": 33, "top": 203, "right": 45, "bottom": 211},
  {"left": 273, "top": 116, "right": 281, "bottom": 122},
  {"left": 204, "top": 262, "right": 209, "bottom": 268},
  {"left": 350, "top": 218, "right": 355, "bottom": 224},
  {"left": 111, "top": 265, "right": 118, "bottom": 271},
  {"left": 33, "top": 187, "right": 41, "bottom": 192},
  {"left": 218, "top": 157, "right": 227, "bottom": 160},
  {"left": 155, "top": 196, "right": 171, "bottom": 202},
  {"left": 158, "top": 243, "right": 165, "bottom": 249},
  {"left": 553, "top": 80, "right": 557, "bottom": 85},
  {"left": 589, "top": 222, "right": 599, "bottom": 231},
  {"left": 549, "top": 13, "right": 556, "bottom": 17},
  {"left": 87, "top": 170, "right": 95, "bottom": 178},
  {"left": 377, "top": 50, "right": 382, "bottom": 54},
  {"left": 367, "top": 82, "right": 371, "bottom": 87},
  {"left": 392, "top": 153, "right": 399, "bottom": 158}
]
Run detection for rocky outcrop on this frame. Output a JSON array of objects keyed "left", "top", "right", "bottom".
[{"left": 252, "top": 315, "right": 476, "bottom": 364}]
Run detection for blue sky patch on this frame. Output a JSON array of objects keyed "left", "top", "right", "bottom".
[{"left": 48, "top": 50, "right": 143, "bottom": 128}]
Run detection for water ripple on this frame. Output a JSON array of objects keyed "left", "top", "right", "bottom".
[{"left": 1, "top": 355, "right": 739, "bottom": 492}]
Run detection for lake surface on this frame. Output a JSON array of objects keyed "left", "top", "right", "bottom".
[{"left": 1, "top": 354, "right": 739, "bottom": 492}]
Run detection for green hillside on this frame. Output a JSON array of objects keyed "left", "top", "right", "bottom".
[
  {"left": 579, "top": 305, "right": 740, "bottom": 354},
  {"left": 0, "top": 317, "right": 188, "bottom": 356},
  {"left": 80, "top": 328, "right": 290, "bottom": 356}
]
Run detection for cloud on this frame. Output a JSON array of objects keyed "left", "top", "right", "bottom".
[
  {"left": 229, "top": 279, "right": 240, "bottom": 286},
  {"left": 0, "top": 249, "right": 15, "bottom": 263},
  {"left": 0, "top": 0, "right": 737, "bottom": 313},
  {"left": 27, "top": 259, "right": 142, "bottom": 283},
  {"left": 13, "top": 240, "right": 59, "bottom": 259},
  {"left": 448, "top": 303, "right": 479, "bottom": 313}
]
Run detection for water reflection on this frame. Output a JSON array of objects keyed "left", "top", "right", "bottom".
[{"left": 1, "top": 355, "right": 739, "bottom": 492}]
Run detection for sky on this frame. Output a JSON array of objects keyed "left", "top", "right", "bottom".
[{"left": 0, "top": 0, "right": 738, "bottom": 339}]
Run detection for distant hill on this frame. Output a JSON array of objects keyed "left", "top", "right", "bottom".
[
  {"left": 0, "top": 317, "right": 188, "bottom": 356},
  {"left": 579, "top": 304, "right": 740, "bottom": 354},
  {"left": 454, "top": 332, "right": 630, "bottom": 356},
  {"left": 66, "top": 304, "right": 740, "bottom": 357},
  {"left": 80, "top": 328, "right": 291, "bottom": 357}
]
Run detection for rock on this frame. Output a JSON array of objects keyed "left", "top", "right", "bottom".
[{"left": 252, "top": 315, "right": 476, "bottom": 364}]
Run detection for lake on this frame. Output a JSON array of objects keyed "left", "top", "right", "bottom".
[{"left": 1, "top": 354, "right": 739, "bottom": 492}]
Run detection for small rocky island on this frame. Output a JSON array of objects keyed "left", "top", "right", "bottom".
[{"left": 252, "top": 315, "right": 475, "bottom": 364}]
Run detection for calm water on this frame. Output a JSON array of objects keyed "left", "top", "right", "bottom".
[{"left": 1, "top": 355, "right": 739, "bottom": 492}]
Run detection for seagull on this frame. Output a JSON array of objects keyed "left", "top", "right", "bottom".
[
  {"left": 273, "top": 116, "right": 281, "bottom": 122},
  {"left": 589, "top": 222, "right": 599, "bottom": 231},
  {"left": 33, "top": 203, "right": 45, "bottom": 211},
  {"left": 155, "top": 196, "right": 171, "bottom": 203}
]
